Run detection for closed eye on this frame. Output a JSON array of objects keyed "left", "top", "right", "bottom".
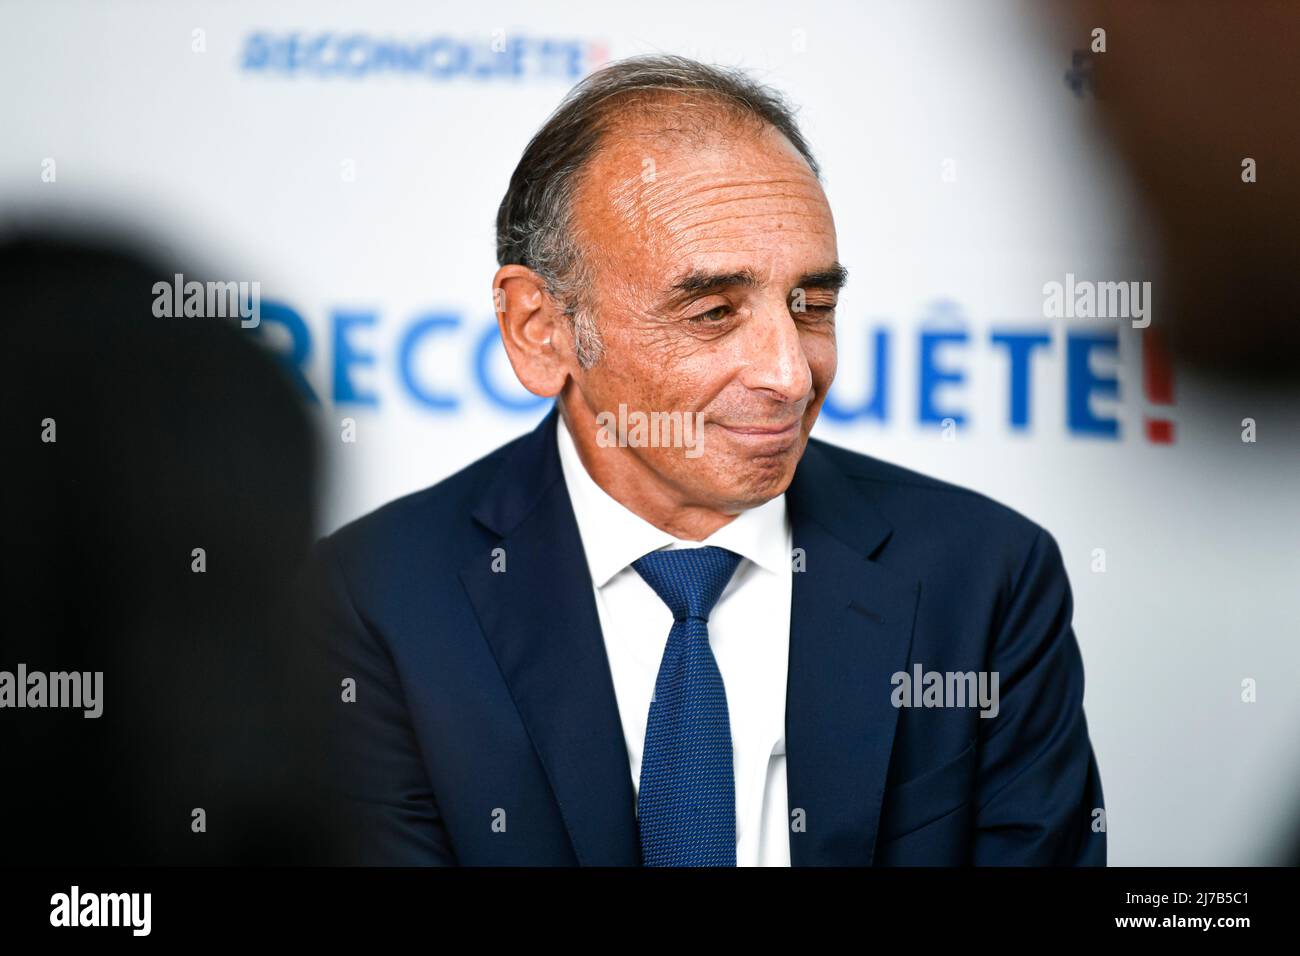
[{"left": 796, "top": 304, "right": 837, "bottom": 319}]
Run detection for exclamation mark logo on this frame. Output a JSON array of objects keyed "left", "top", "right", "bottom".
[{"left": 1142, "top": 327, "right": 1176, "bottom": 443}]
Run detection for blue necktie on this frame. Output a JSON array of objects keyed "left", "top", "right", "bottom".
[{"left": 632, "top": 545, "right": 743, "bottom": 867}]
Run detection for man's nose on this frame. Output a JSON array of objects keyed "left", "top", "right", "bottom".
[{"left": 737, "top": 301, "right": 814, "bottom": 404}]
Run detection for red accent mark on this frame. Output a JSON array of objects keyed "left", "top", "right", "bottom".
[{"left": 1142, "top": 328, "right": 1176, "bottom": 444}]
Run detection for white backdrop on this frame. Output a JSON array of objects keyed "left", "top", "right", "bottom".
[{"left": 4, "top": 0, "right": 1297, "bottom": 865}]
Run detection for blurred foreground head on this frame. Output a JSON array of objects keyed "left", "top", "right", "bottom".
[
  {"left": 1046, "top": 0, "right": 1300, "bottom": 382},
  {"left": 0, "top": 228, "right": 347, "bottom": 864}
]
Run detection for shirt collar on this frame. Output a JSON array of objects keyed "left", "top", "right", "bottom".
[{"left": 556, "top": 411, "right": 790, "bottom": 588}]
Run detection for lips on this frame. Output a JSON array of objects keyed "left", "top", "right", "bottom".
[
  {"left": 713, "top": 419, "right": 802, "bottom": 454},
  {"left": 715, "top": 420, "right": 800, "bottom": 435}
]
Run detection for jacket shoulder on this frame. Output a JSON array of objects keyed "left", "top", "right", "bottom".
[
  {"left": 807, "top": 436, "right": 1047, "bottom": 554},
  {"left": 323, "top": 429, "right": 530, "bottom": 578}
]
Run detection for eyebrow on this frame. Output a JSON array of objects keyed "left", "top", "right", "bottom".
[
  {"left": 796, "top": 263, "right": 850, "bottom": 293},
  {"left": 666, "top": 268, "right": 759, "bottom": 301},
  {"left": 663, "top": 262, "right": 849, "bottom": 304}
]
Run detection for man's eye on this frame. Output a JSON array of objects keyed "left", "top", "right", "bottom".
[
  {"left": 688, "top": 305, "right": 731, "bottom": 323},
  {"left": 798, "top": 303, "right": 837, "bottom": 317}
]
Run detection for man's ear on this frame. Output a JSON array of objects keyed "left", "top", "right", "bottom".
[{"left": 492, "top": 265, "right": 574, "bottom": 398}]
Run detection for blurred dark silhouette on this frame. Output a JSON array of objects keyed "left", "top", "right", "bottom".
[
  {"left": 0, "top": 229, "right": 351, "bottom": 864},
  {"left": 1041, "top": 0, "right": 1300, "bottom": 384},
  {"left": 1039, "top": 2, "right": 1300, "bottom": 867}
]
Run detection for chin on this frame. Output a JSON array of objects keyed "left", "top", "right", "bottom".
[{"left": 709, "top": 454, "right": 800, "bottom": 509}]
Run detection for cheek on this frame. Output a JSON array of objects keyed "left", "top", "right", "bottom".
[
  {"left": 804, "top": 330, "right": 838, "bottom": 391},
  {"left": 621, "top": 337, "right": 730, "bottom": 409},
  {"left": 585, "top": 345, "right": 685, "bottom": 413}
]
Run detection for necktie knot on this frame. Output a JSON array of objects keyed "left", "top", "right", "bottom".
[{"left": 632, "top": 545, "right": 742, "bottom": 622}]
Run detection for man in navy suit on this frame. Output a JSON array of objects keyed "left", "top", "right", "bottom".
[{"left": 307, "top": 54, "right": 1105, "bottom": 866}]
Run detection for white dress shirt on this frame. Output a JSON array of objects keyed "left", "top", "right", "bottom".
[{"left": 555, "top": 413, "right": 792, "bottom": 866}]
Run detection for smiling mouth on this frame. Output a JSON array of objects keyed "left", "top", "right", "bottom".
[
  {"left": 718, "top": 420, "right": 799, "bottom": 434},
  {"left": 714, "top": 420, "right": 802, "bottom": 447}
]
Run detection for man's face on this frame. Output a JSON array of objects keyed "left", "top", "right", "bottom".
[{"left": 562, "top": 118, "right": 842, "bottom": 517}]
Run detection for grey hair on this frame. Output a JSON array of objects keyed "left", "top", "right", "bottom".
[{"left": 494, "top": 54, "right": 821, "bottom": 369}]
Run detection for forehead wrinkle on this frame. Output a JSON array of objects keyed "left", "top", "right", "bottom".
[
  {"left": 643, "top": 179, "right": 829, "bottom": 233},
  {"left": 655, "top": 172, "right": 821, "bottom": 195},
  {"left": 594, "top": 117, "right": 819, "bottom": 208},
  {"left": 644, "top": 176, "right": 826, "bottom": 216},
  {"left": 639, "top": 198, "right": 831, "bottom": 258},
  {"left": 665, "top": 209, "right": 836, "bottom": 256},
  {"left": 671, "top": 207, "right": 834, "bottom": 229},
  {"left": 578, "top": 128, "right": 833, "bottom": 302}
]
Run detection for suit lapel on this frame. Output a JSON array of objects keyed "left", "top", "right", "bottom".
[
  {"left": 458, "top": 406, "right": 641, "bottom": 865},
  {"left": 458, "top": 412, "right": 917, "bottom": 867},
  {"left": 784, "top": 440, "right": 920, "bottom": 866}
]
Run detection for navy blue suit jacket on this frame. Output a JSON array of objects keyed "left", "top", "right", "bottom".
[{"left": 307, "top": 406, "right": 1106, "bottom": 865}]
